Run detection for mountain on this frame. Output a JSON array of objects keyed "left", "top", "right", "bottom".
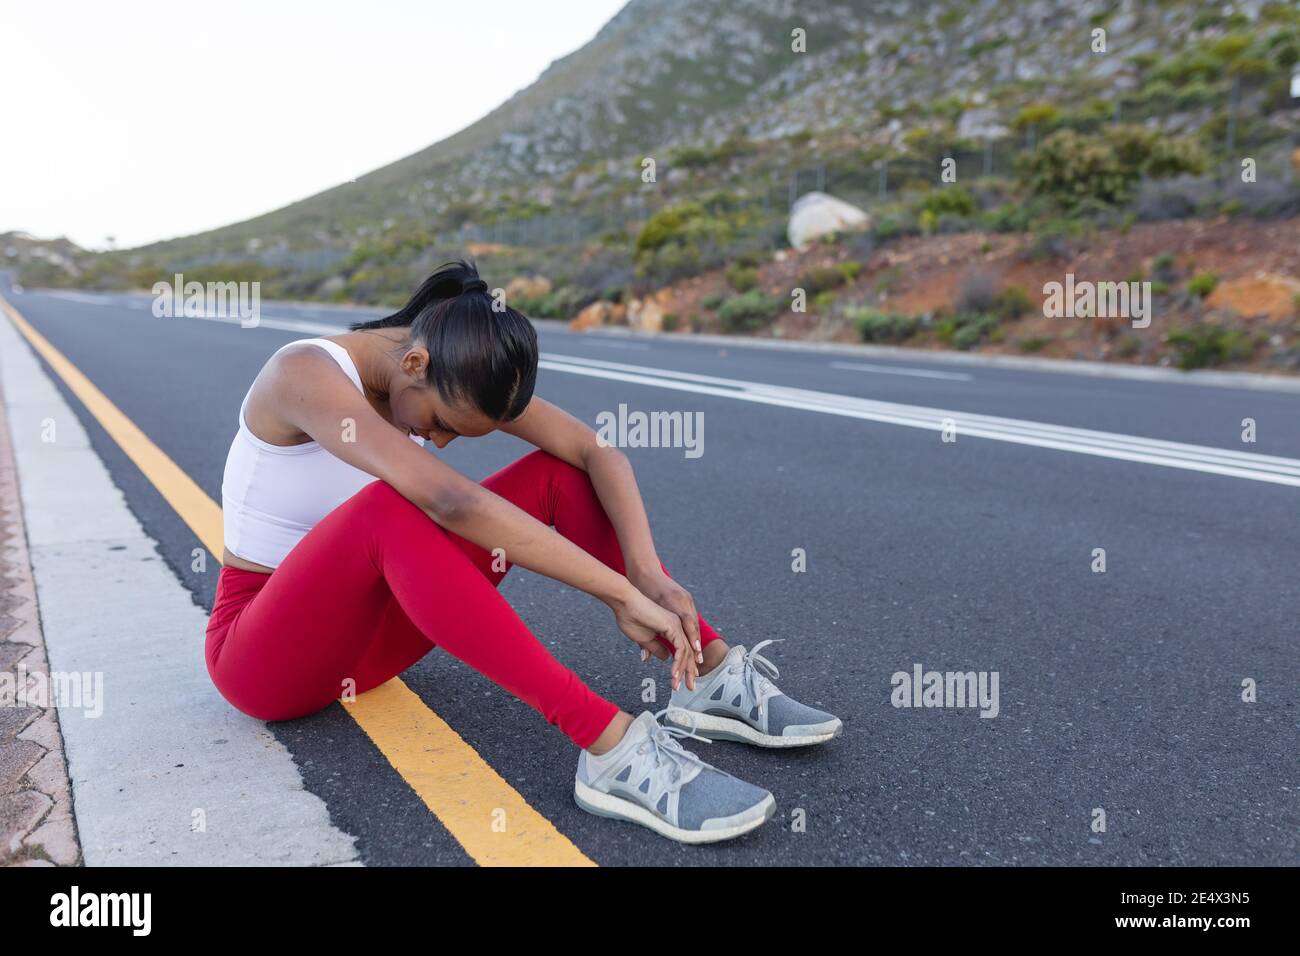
[{"left": 24, "top": 0, "right": 1300, "bottom": 311}]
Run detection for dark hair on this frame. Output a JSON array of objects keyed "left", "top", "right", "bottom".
[{"left": 350, "top": 260, "right": 537, "bottom": 421}]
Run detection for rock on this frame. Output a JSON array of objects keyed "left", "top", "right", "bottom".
[
  {"left": 1206, "top": 274, "right": 1300, "bottom": 323},
  {"left": 626, "top": 296, "right": 667, "bottom": 333},
  {"left": 317, "top": 276, "right": 345, "bottom": 297},
  {"left": 569, "top": 300, "right": 614, "bottom": 331},
  {"left": 956, "top": 107, "right": 1007, "bottom": 140},
  {"left": 787, "top": 192, "right": 871, "bottom": 250},
  {"left": 505, "top": 275, "right": 552, "bottom": 302}
]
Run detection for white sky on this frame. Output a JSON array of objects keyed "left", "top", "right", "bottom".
[{"left": 0, "top": 0, "right": 628, "bottom": 250}]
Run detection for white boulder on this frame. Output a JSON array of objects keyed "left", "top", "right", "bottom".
[{"left": 787, "top": 192, "right": 870, "bottom": 249}]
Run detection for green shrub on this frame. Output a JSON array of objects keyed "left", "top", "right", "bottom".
[
  {"left": 838, "top": 261, "right": 863, "bottom": 282},
  {"left": 1020, "top": 130, "right": 1128, "bottom": 207},
  {"left": 1019, "top": 126, "right": 1208, "bottom": 209},
  {"left": 1166, "top": 324, "right": 1257, "bottom": 369},
  {"left": 1018, "top": 336, "right": 1050, "bottom": 353},
  {"left": 701, "top": 292, "right": 726, "bottom": 310},
  {"left": 799, "top": 265, "right": 847, "bottom": 296},
  {"left": 1013, "top": 102, "right": 1060, "bottom": 131},
  {"left": 873, "top": 217, "right": 904, "bottom": 241},
  {"left": 661, "top": 313, "right": 680, "bottom": 332},
  {"left": 849, "top": 308, "right": 921, "bottom": 343},
  {"left": 637, "top": 242, "right": 705, "bottom": 282},
  {"left": 937, "top": 312, "right": 1000, "bottom": 350},
  {"left": 718, "top": 290, "right": 781, "bottom": 331},
  {"left": 635, "top": 202, "right": 735, "bottom": 254},
  {"left": 517, "top": 286, "right": 586, "bottom": 319},
  {"left": 725, "top": 263, "right": 760, "bottom": 292},
  {"left": 992, "top": 285, "right": 1033, "bottom": 320},
  {"left": 667, "top": 135, "right": 754, "bottom": 170},
  {"left": 1188, "top": 272, "right": 1219, "bottom": 298},
  {"left": 982, "top": 202, "right": 1033, "bottom": 233},
  {"left": 919, "top": 186, "right": 978, "bottom": 218}
]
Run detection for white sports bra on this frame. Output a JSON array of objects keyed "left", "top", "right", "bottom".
[{"left": 220, "top": 337, "right": 425, "bottom": 569}]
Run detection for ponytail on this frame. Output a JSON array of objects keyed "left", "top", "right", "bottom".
[
  {"left": 351, "top": 258, "right": 538, "bottom": 422},
  {"left": 349, "top": 260, "right": 482, "bottom": 331}
]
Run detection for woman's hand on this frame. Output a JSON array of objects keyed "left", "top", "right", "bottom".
[
  {"left": 609, "top": 585, "right": 699, "bottom": 691},
  {"left": 629, "top": 566, "right": 702, "bottom": 662}
]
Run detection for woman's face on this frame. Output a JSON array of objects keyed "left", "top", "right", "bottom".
[{"left": 391, "top": 345, "right": 498, "bottom": 448}]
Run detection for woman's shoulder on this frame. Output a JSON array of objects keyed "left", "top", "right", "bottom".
[
  {"left": 264, "top": 340, "right": 357, "bottom": 392},
  {"left": 245, "top": 340, "right": 359, "bottom": 418}
]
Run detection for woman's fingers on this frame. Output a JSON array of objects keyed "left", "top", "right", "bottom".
[
  {"left": 665, "top": 618, "right": 697, "bottom": 691},
  {"left": 681, "top": 607, "right": 702, "bottom": 662}
]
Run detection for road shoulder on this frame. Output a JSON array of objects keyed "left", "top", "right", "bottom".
[
  {"left": 0, "top": 304, "right": 359, "bottom": 866},
  {"left": 0, "top": 370, "right": 79, "bottom": 866}
]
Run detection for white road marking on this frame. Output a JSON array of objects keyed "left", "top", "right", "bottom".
[
  {"left": 33, "top": 297, "right": 1300, "bottom": 487},
  {"left": 573, "top": 339, "right": 651, "bottom": 350},
  {"left": 830, "top": 361, "right": 973, "bottom": 381},
  {"left": 537, "top": 353, "right": 1300, "bottom": 487},
  {"left": 43, "top": 291, "right": 111, "bottom": 305}
]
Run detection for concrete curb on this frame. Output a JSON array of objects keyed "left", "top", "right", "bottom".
[
  {"left": 0, "top": 354, "right": 81, "bottom": 867},
  {"left": 0, "top": 302, "right": 360, "bottom": 866}
]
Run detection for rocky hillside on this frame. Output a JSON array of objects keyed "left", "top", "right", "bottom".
[
  {"left": 66, "top": 0, "right": 1295, "bottom": 268},
  {"left": 18, "top": 0, "right": 1300, "bottom": 375}
]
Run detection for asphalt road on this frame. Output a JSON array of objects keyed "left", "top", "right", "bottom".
[{"left": 6, "top": 281, "right": 1298, "bottom": 866}]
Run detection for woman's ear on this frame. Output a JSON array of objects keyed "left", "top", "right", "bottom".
[{"left": 400, "top": 345, "right": 430, "bottom": 380}]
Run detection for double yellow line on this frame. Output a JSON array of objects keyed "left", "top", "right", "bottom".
[{"left": 1, "top": 296, "right": 593, "bottom": 867}]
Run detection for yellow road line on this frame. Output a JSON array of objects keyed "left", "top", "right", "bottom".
[
  {"left": 1, "top": 295, "right": 594, "bottom": 867},
  {"left": 2, "top": 299, "right": 224, "bottom": 552}
]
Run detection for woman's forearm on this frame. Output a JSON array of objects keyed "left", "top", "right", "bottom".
[
  {"left": 584, "top": 445, "right": 661, "bottom": 578},
  {"left": 432, "top": 483, "right": 636, "bottom": 608}
]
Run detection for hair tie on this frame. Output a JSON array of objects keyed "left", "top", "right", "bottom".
[{"left": 462, "top": 277, "right": 489, "bottom": 295}]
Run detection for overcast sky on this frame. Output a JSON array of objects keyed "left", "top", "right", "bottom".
[{"left": 0, "top": 0, "right": 628, "bottom": 250}]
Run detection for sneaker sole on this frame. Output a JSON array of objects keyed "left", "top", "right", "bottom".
[
  {"left": 666, "top": 708, "right": 843, "bottom": 747},
  {"left": 573, "top": 779, "right": 775, "bottom": 845}
]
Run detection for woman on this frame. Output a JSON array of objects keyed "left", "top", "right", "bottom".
[{"left": 205, "top": 260, "right": 841, "bottom": 845}]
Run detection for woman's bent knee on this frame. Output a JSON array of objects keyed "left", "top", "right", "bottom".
[{"left": 352, "top": 479, "right": 421, "bottom": 515}]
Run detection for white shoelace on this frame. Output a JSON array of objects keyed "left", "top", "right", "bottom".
[
  {"left": 641, "top": 707, "right": 712, "bottom": 788},
  {"left": 737, "top": 639, "right": 784, "bottom": 718}
]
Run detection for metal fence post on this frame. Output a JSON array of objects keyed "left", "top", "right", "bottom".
[{"left": 1225, "top": 76, "right": 1240, "bottom": 169}]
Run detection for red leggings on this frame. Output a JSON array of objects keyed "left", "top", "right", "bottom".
[{"left": 205, "top": 450, "right": 723, "bottom": 749}]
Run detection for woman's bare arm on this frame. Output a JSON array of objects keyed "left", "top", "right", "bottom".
[
  {"left": 266, "top": 347, "right": 698, "bottom": 685},
  {"left": 499, "top": 397, "right": 702, "bottom": 652},
  {"left": 500, "top": 398, "right": 660, "bottom": 576}
]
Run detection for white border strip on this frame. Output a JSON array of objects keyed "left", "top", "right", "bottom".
[
  {"left": 0, "top": 309, "right": 360, "bottom": 865},
  {"left": 538, "top": 354, "right": 1300, "bottom": 488}
]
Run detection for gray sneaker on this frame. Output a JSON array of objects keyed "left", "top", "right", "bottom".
[
  {"left": 666, "top": 640, "right": 843, "bottom": 747},
  {"left": 574, "top": 709, "right": 775, "bottom": 844}
]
